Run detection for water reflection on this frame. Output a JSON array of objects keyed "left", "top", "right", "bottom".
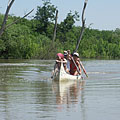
[{"left": 52, "top": 79, "right": 85, "bottom": 105}]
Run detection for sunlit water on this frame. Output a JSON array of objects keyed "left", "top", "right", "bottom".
[{"left": 0, "top": 59, "right": 120, "bottom": 120}]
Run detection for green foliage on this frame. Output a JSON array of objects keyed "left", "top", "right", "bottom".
[
  {"left": 0, "top": 0, "right": 120, "bottom": 59},
  {"left": 34, "top": 0, "right": 57, "bottom": 35},
  {"left": 57, "top": 11, "right": 79, "bottom": 43}
]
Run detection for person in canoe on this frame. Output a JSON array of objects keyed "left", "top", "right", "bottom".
[
  {"left": 63, "top": 50, "right": 71, "bottom": 73},
  {"left": 52, "top": 53, "right": 67, "bottom": 78},
  {"left": 70, "top": 52, "right": 82, "bottom": 76},
  {"left": 64, "top": 50, "right": 73, "bottom": 74}
]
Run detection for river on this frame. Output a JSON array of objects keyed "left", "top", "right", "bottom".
[{"left": 0, "top": 59, "right": 120, "bottom": 120}]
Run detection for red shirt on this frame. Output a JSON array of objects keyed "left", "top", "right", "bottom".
[{"left": 70, "top": 61, "right": 78, "bottom": 75}]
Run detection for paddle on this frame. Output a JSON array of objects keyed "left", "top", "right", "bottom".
[{"left": 79, "top": 60, "right": 88, "bottom": 77}]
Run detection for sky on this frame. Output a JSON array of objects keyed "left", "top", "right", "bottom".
[{"left": 0, "top": 0, "right": 120, "bottom": 30}]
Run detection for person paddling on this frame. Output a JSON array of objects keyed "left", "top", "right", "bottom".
[{"left": 70, "top": 52, "right": 81, "bottom": 76}]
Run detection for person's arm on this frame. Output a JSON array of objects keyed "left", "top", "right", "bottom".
[
  {"left": 56, "top": 60, "right": 60, "bottom": 63},
  {"left": 56, "top": 59, "right": 67, "bottom": 63}
]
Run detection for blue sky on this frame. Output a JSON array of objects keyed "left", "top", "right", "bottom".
[{"left": 0, "top": 0, "right": 120, "bottom": 30}]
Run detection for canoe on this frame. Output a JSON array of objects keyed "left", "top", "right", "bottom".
[{"left": 53, "top": 62, "right": 81, "bottom": 81}]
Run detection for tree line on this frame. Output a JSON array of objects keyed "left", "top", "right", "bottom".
[{"left": 0, "top": 0, "right": 120, "bottom": 59}]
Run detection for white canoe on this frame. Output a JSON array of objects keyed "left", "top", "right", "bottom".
[{"left": 53, "top": 62, "right": 81, "bottom": 81}]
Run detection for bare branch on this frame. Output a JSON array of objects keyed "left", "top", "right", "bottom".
[
  {"left": 5, "top": 9, "right": 34, "bottom": 29},
  {"left": 52, "top": 10, "right": 58, "bottom": 43},
  {"left": 74, "top": 0, "right": 88, "bottom": 52},
  {"left": 8, "top": 0, "right": 12, "bottom": 6},
  {"left": 0, "top": 0, "right": 15, "bottom": 36}
]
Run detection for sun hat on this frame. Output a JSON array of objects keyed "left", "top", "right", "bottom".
[
  {"left": 57, "top": 53, "right": 64, "bottom": 59},
  {"left": 73, "top": 52, "right": 79, "bottom": 57}
]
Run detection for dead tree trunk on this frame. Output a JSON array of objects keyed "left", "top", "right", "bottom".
[
  {"left": 0, "top": 0, "right": 34, "bottom": 37},
  {"left": 74, "top": 0, "right": 88, "bottom": 53},
  {"left": 0, "top": 0, "right": 15, "bottom": 37},
  {"left": 52, "top": 10, "right": 58, "bottom": 43}
]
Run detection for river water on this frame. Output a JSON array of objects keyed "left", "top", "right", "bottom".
[{"left": 0, "top": 59, "right": 120, "bottom": 120}]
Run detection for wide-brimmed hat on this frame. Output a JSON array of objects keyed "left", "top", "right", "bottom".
[{"left": 73, "top": 52, "right": 79, "bottom": 57}]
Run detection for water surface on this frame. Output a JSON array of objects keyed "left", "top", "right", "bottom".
[{"left": 0, "top": 59, "right": 120, "bottom": 120}]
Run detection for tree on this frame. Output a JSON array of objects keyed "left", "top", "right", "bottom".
[
  {"left": 0, "top": 0, "right": 15, "bottom": 36},
  {"left": 0, "top": 0, "right": 34, "bottom": 37},
  {"left": 74, "top": 0, "right": 88, "bottom": 52},
  {"left": 58, "top": 11, "right": 79, "bottom": 43},
  {"left": 59, "top": 11, "right": 79, "bottom": 33},
  {"left": 34, "top": 0, "right": 57, "bottom": 35}
]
